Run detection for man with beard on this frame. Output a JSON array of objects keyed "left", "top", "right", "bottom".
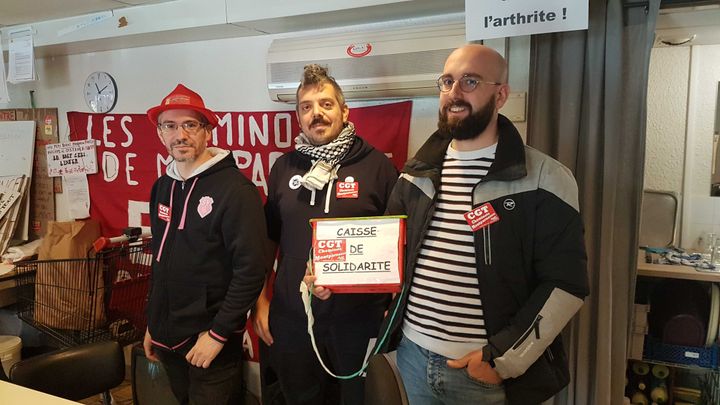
[
  {"left": 143, "top": 84, "right": 267, "bottom": 404},
  {"left": 251, "top": 65, "right": 397, "bottom": 404},
  {"left": 373, "top": 45, "right": 589, "bottom": 404}
]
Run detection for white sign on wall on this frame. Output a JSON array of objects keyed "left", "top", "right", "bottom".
[
  {"left": 466, "top": 0, "right": 589, "bottom": 41},
  {"left": 46, "top": 139, "right": 98, "bottom": 177}
]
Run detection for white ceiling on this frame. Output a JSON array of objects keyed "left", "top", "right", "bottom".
[{"left": 0, "top": 0, "right": 177, "bottom": 27}]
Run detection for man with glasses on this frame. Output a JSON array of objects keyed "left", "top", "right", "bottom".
[
  {"left": 375, "top": 44, "right": 589, "bottom": 404},
  {"left": 143, "top": 84, "right": 267, "bottom": 404}
]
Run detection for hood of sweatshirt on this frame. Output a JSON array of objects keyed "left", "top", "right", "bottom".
[{"left": 165, "top": 147, "right": 231, "bottom": 181}]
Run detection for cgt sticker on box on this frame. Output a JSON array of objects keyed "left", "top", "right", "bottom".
[{"left": 310, "top": 216, "right": 406, "bottom": 294}]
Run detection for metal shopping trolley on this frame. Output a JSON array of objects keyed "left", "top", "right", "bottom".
[{"left": 14, "top": 228, "right": 152, "bottom": 347}]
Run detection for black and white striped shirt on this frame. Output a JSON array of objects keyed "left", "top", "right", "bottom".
[{"left": 402, "top": 142, "right": 496, "bottom": 359}]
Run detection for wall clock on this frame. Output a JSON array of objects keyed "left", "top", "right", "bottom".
[{"left": 84, "top": 71, "right": 118, "bottom": 113}]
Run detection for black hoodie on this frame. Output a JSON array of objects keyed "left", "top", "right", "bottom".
[
  {"left": 147, "top": 148, "right": 267, "bottom": 348},
  {"left": 265, "top": 136, "right": 398, "bottom": 337}
]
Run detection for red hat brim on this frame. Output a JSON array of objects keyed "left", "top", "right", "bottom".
[{"left": 146, "top": 104, "right": 219, "bottom": 129}]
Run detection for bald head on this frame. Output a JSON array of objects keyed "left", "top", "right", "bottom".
[{"left": 445, "top": 44, "right": 508, "bottom": 84}]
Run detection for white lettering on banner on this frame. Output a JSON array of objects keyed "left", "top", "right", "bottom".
[
  {"left": 234, "top": 150, "right": 252, "bottom": 170},
  {"left": 274, "top": 113, "right": 292, "bottom": 148},
  {"left": 127, "top": 200, "right": 149, "bottom": 229},
  {"left": 156, "top": 154, "right": 172, "bottom": 178},
  {"left": 86, "top": 115, "right": 94, "bottom": 141},
  {"left": 249, "top": 115, "right": 268, "bottom": 147},
  {"left": 126, "top": 153, "right": 138, "bottom": 186},
  {"left": 216, "top": 113, "right": 232, "bottom": 146},
  {"left": 120, "top": 116, "right": 134, "bottom": 147},
  {"left": 216, "top": 114, "right": 292, "bottom": 148},
  {"left": 102, "top": 151, "right": 119, "bottom": 182},
  {"left": 465, "top": 0, "right": 588, "bottom": 41},
  {"left": 251, "top": 158, "right": 268, "bottom": 196},
  {"left": 237, "top": 115, "right": 244, "bottom": 146},
  {"left": 103, "top": 116, "right": 116, "bottom": 147}
]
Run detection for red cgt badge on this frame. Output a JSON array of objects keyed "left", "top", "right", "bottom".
[
  {"left": 463, "top": 203, "right": 499, "bottom": 231},
  {"left": 158, "top": 203, "right": 171, "bottom": 222},
  {"left": 336, "top": 181, "right": 359, "bottom": 199}
]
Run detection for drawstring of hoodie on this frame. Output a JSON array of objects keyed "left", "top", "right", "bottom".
[
  {"left": 156, "top": 182, "right": 176, "bottom": 262},
  {"left": 155, "top": 177, "right": 199, "bottom": 262},
  {"left": 324, "top": 173, "right": 337, "bottom": 214},
  {"left": 306, "top": 162, "right": 339, "bottom": 214},
  {"left": 178, "top": 178, "right": 198, "bottom": 230}
]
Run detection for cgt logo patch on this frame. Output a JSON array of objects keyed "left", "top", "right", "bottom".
[
  {"left": 314, "top": 239, "right": 347, "bottom": 262},
  {"left": 463, "top": 203, "right": 500, "bottom": 232},
  {"left": 197, "top": 196, "right": 214, "bottom": 218},
  {"left": 158, "top": 203, "right": 171, "bottom": 222}
]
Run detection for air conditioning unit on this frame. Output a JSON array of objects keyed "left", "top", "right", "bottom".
[{"left": 266, "top": 22, "right": 467, "bottom": 103}]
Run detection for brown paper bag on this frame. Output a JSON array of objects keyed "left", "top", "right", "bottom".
[{"left": 35, "top": 220, "right": 106, "bottom": 330}]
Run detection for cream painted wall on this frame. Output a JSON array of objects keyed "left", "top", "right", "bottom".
[
  {"left": 645, "top": 46, "right": 689, "bottom": 194},
  {"left": 645, "top": 44, "right": 720, "bottom": 249},
  {"left": 2, "top": 31, "right": 530, "bottom": 223},
  {"left": 682, "top": 44, "right": 720, "bottom": 249}
]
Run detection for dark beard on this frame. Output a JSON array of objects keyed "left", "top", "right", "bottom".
[{"left": 437, "top": 97, "right": 495, "bottom": 140}]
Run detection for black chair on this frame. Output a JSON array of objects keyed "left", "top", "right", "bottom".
[
  {"left": 364, "top": 353, "right": 409, "bottom": 405},
  {"left": 9, "top": 340, "right": 125, "bottom": 404}
]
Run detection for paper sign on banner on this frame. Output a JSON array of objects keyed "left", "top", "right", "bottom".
[
  {"left": 466, "top": 0, "right": 588, "bottom": 41},
  {"left": 311, "top": 216, "right": 405, "bottom": 293},
  {"left": 46, "top": 139, "right": 98, "bottom": 177}
]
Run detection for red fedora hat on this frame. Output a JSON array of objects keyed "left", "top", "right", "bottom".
[{"left": 147, "top": 84, "right": 219, "bottom": 129}]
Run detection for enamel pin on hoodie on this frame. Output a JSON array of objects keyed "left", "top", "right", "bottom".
[{"left": 197, "top": 196, "right": 214, "bottom": 218}]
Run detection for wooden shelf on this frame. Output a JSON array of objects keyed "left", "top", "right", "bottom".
[{"left": 637, "top": 252, "right": 720, "bottom": 282}]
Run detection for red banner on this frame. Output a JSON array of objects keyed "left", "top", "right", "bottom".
[{"left": 68, "top": 102, "right": 411, "bottom": 237}]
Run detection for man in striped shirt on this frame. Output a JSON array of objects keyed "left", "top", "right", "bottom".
[{"left": 375, "top": 45, "right": 589, "bottom": 404}]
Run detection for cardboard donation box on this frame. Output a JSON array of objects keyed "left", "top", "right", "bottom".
[{"left": 311, "top": 216, "right": 405, "bottom": 293}]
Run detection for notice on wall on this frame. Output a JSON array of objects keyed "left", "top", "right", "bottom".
[
  {"left": 466, "top": 0, "right": 588, "bottom": 41},
  {"left": 7, "top": 26, "right": 35, "bottom": 83},
  {"left": 46, "top": 139, "right": 98, "bottom": 177},
  {"left": 311, "top": 216, "right": 405, "bottom": 293},
  {"left": 0, "top": 33, "right": 9, "bottom": 103},
  {"left": 62, "top": 174, "right": 90, "bottom": 219}
]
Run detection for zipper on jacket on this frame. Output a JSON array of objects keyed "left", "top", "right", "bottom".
[
  {"left": 545, "top": 347, "right": 554, "bottom": 362},
  {"left": 486, "top": 226, "right": 492, "bottom": 265},
  {"left": 512, "top": 314, "right": 543, "bottom": 350}
]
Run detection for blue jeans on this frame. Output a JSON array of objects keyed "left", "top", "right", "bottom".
[{"left": 396, "top": 335, "right": 506, "bottom": 405}]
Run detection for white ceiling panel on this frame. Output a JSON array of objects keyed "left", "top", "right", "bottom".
[{"left": 0, "top": 0, "right": 177, "bottom": 27}]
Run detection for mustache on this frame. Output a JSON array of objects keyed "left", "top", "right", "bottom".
[
  {"left": 171, "top": 140, "right": 192, "bottom": 147},
  {"left": 310, "top": 117, "right": 331, "bottom": 127}
]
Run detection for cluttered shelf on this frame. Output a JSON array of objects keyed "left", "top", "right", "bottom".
[{"left": 637, "top": 250, "right": 720, "bottom": 282}]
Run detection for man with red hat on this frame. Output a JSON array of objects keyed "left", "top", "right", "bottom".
[{"left": 143, "top": 84, "right": 268, "bottom": 404}]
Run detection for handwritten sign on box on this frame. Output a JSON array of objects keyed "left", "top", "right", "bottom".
[
  {"left": 46, "top": 139, "right": 97, "bottom": 177},
  {"left": 311, "top": 216, "right": 405, "bottom": 294}
]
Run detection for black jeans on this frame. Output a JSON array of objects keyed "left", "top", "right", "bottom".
[
  {"left": 156, "top": 335, "right": 244, "bottom": 405},
  {"left": 264, "top": 319, "right": 376, "bottom": 405}
]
